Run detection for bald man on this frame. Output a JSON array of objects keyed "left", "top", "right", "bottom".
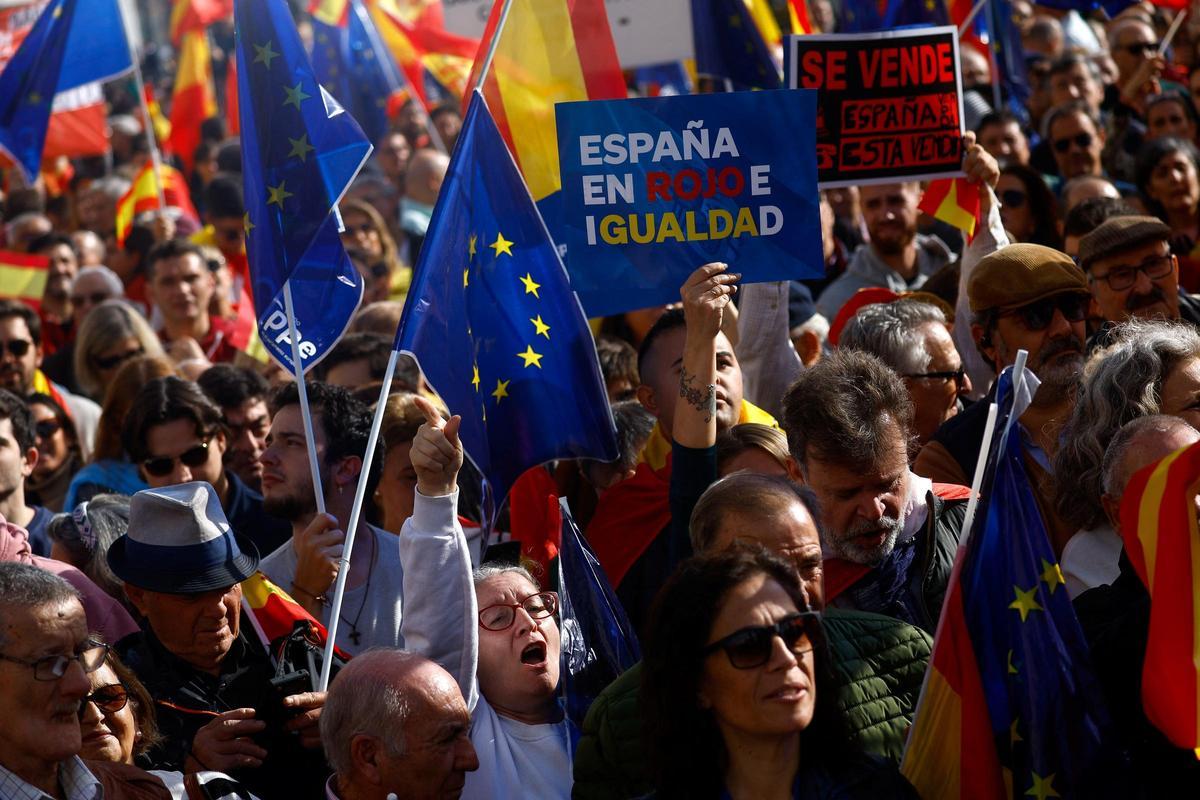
[
  {"left": 321, "top": 649, "right": 479, "bottom": 800},
  {"left": 401, "top": 148, "right": 450, "bottom": 263}
]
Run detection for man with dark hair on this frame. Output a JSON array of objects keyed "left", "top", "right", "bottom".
[
  {"left": 0, "top": 562, "right": 169, "bottom": 798},
  {"left": 0, "top": 390, "right": 53, "bottom": 555},
  {"left": 594, "top": 335, "right": 638, "bottom": 401},
  {"left": 259, "top": 381, "right": 402, "bottom": 654},
  {"left": 197, "top": 364, "right": 272, "bottom": 491},
  {"left": 781, "top": 349, "right": 968, "bottom": 632},
  {"left": 1047, "top": 53, "right": 1105, "bottom": 111},
  {"left": 29, "top": 232, "right": 80, "bottom": 347},
  {"left": 0, "top": 299, "right": 99, "bottom": 456},
  {"left": 313, "top": 332, "right": 392, "bottom": 389},
  {"left": 122, "top": 376, "right": 290, "bottom": 556},
  {"left": 1061, "top": 195, "right": 1137, "bottom": 256},
  {"left": 1044, "top": 100, "right": 1108, "bottom": 180},
  {"left": 145, "top": 238, "right": 239, "bottom": 363},
  {"left": 976, "top": 110, "right": 1030, "bottom": 166}
]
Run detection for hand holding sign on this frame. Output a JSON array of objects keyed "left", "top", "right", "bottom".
[{"left": 680, "top": 262, "right": 740, "bottom": 343}]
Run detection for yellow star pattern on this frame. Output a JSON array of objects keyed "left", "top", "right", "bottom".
[
  {"left": 28, "top": 92, "right": 42, "bottom": 105},
  {"left": 287, "top": 134, "right": 315, "bottom": 163},
  {"left": 1009, "top": 584, "right": 1043, "bottom": 623},
  {"left": 531, "top": 315, "right": 551, "bottom": 338},
  {"left": 243, "top": 213, "right": 255, "bottom": 236},
  {"left": 1025, "top": 772, "right": 1060, "bottom": 800},
  {"left": 520, "top": 273, "right": 541, "bottom": 298},
  {"left": 471, "top": 365, "right": 480, "bottom": 391},
  {"left": 1040, "top": 559, "right": 1065, "bottom": 595},
  {"left": 1007, "top": 650, "right": 1018, "bottom": 675},
  {"left": 1010, "top": 718, "right": 1023, "bottom": 745},
  {"left": 463, "top": 268, "right": 470, "bottom": 288},
  {"left": 283, "top": 82, "right": 311, "bottom": 110},
  {"left": 490, "top": 231, "right": 514, "bottom": 257},
  {"left": 492, "top": 379, "right": 510, "bottom": 401},
  {"left": 267, "top": 181, "right": 294, "bottom": 208},
  {"left": 253, "top": 40, "right": 279, "bottom": 69},
  {"left": 517, "top": 345, "right": 544, "bottom": 369},
  {"left": 468, "top": 234, "right": 477, "bottom": 258},
  {"left": 52, "top": 5, "right": 61, "bottom": 17}
]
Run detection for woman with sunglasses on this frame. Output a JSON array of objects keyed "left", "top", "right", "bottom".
[
  {"left": 26, "top": 393, "right": 82, "bottom": 512},
  {"left": 996, "top": 164, "right": 1063, "bottom": 250},
  {"left": 339, "top": 199, "right": 411, "bottom": 303},
  {"left": 73, "top": 300, "right": 165, "bottom": 403},
  {"left": 80, "top": 649, "right": 259, "bottom": 799},
  {"left": 399, "top": 396, "right": 573, "bottom": 799},
  {"left": 642, "top": 546, "right": 915, "bottom": 799},
  {"left": 1135, "top": 136, "right": 1200, "bottom": 291}
]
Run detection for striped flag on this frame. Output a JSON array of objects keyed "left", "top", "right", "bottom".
[
  {"left": 919, "top": 178, "right": 982, "bottom": 238},
  {"left": 167, "top": 28, "right": 218, "bottom": 174},
  {"left": 169, "top": 0, "right": 233, "bottom": 44},
  {"left": 788, "top": 0, "right": 817, "bottom": 33},
  {"left": 1118, "top": 440, "right": 1200, "bottom": 751},
  {"left": 240, "top": 571, "right": 348, "bottom": 660},
  {"left": 371, "top": 1, "right": 479, "bottom": 105},
  {"left": 465, "top": 0, "right": 626, "bottom": 205},
  {"left": 115, "top": 161, "right": 199, "bottom": 247},
  {"left": 0, "top": 251, "right": 49, "bottom": 309}
]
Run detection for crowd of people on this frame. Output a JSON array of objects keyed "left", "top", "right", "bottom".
[{"left": 2, "top": 1, "right": 1200, "bottom": 798}]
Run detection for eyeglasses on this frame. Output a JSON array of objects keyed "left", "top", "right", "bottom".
[
  {"left": 0, "top": 339, "right": 33, "bottom": 358},
  {"left": 904, "top": 366, "right": 968, "bottom": 386},
  {"left": 35, "top": 418, "right": 62, "bottom": 439},
  {"left": 1001, "top": 293, "right": 1089, "bottom": 331},
  {"left": 1053, "top": 132, "right": 1094, "bottom": 153},
  {"left": 70, "top": 291, "right": 112, "bottom": 306},
  {"left": 91, "top": 346, "right": 144, "bottom": 371},
  {"left": 702, "top": 612, "right": 821, "bottom": 670},
  {"left": 999, "top": 189, "right": 1027, "bottom": 209},
  {"left": 78, "top": 683, "right": 129, "bottom": 718},
  {"left": 0, "top": 638, "right": 108, "bottom": 681},
  {"left": 1121, "top": 41, "right": 1157, "bottom": 57},
  {"left": 478, "top": 591, "right": 559, "bottom": 631},
  {"left": 1089, "top": 254, "right": 1174, "bottom": 291},
  {"left": 142, "top": 439, "right": 211, "bottom": 477}
]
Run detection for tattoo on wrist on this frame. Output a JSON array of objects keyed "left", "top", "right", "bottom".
[{"left": 679, "top": 366, "right": 717, "bottom": 423}]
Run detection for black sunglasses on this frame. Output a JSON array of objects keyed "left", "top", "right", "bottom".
[
  {"left": 91, "top": 346, "right": 144, "bottom": 371},
  {"left": 142, "top": 439, "right": 210, "bottom": 477},
  {"left": 1122, "top": 42, "right": 1157, "bottom": 57},
  {"left": 0, "top": 339, "right": 32, "bottom": 358},
  {"left": 702, "top": 612, "right": 821, "bottom": 670},
  {"left": 35, "top": 418, "right": 62, "bottom": 439},
  {"left": 999, "top": 189, "right": 1026, "bottom": 209},
  {"left": 78, "top": 683, "right": 129, "bottom": 719},
  {"left": 904, "top": 366, "right": 968, "bottom": 386},
  {"left": 1003, "top": 294, "right": 1089, "bottom": 331},
  {"left": 1053, "top": 132, "right": 1094, "bottom": 153}
]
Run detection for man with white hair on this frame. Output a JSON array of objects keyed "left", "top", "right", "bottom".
[{"left": 321, "top": 649, "right": 479, "bottom": 800}]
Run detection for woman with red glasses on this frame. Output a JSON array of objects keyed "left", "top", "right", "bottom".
[{"left": 641, "top": 546, "right": 915, "bottom": 799}]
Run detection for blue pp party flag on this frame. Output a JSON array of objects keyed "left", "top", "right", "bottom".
[
  {"left": 692, "top": 0, "right": 781, "bottom": 89},
  {"left": 0, "top": 0, "right": 132, "bottom": 182},
  {"left": 393, "top": 90, "right": 617, "bottom": 512},
  {"left": 235, "top": 0, "right": 372, "bottom": 373},
  {"left": 557, "top": 497, "right": 641, "bottom": 730},
  {"left": 310, "top": 0, "right": 406, "bottom": 146}
]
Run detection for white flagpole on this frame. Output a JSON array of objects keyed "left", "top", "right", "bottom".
[
  {"left": 957, "top": 0, "right": 987, "bottom": 36},
  {"left": 282, "top": 282, "right": 328, "bottom": 519}
]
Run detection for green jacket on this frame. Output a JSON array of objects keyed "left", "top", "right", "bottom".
[{"left": 571, "top": 609, "right": 932, "bottom": 800}]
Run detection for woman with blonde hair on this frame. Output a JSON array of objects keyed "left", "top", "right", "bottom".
[
  {"left": 339, "top": 198, "right": 411, "bottom": 302},
  {"left": 73, "top": 300, "right": 164, "bottom": 401}
]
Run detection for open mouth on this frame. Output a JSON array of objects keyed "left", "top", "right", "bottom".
[{"left": 520, "top": 642, "right": 547, "bottom": 665}]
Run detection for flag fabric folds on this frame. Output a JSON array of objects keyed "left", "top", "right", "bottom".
[
  {"left": 170, "top": 0, "right": 233, "bottom": 44},
  {"left": 235, "top": 0, "right": 371, "bottom": 373},
  {"left": 115, "top": 162, "right": 199, "bottom": 248},
  {"left": 393, "top": 90, "right": 617, "bottom": 511},
  {"left": 240, "top": 571, "right": 349, "bottom": 661},
  {"left": 466, "top": 0, "right": 626, "bottom": 205},
  {"left": 692, "top": 0, "right": 782, "bottom": 89},
  {"left": 0, "top": 0, "right": 133, "bottom": 182},
  {"left": 372, "top": 1, "right": 479, "bottom": 105},
  {"left": 0, "top": 251, "right": 50, "bottom": 309},
  {"left": 167, "top": 29, "right": 219, "bottom": 174},
  {"left": 919, "top": 178, "right": 982, "bottom": 238},
  {"left": 902, "top": 367, "right": 1131, "bottom": 799},
  {"left": 1118, "top": 441, "right": 1200, "bottom": 751},
  {"left": 557, "top": 497, "right": 641, "bottom": 730}
]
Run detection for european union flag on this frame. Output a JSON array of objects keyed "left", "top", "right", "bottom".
[
  {"left": 0, "top": 0, "right": 132, "bottom": 181},
  {"left": 838, "top": 0, "right": 949, "bottom": 31},
  {"left": 310, "top": 0, "right": 405, "bottom": 146},
  {"left": 986, "top": 0, "right": 1032, "bottom": 106},
  {"left": 557, "top": 498, "right": 640, "bottom": 729},
  {"left": 692, "top": 0, "right": 781, "bottom": 90},
  {"left": 394, "top": 91, "right": 618, "bottom": 510},
  {"left": 235, "top": 0, "right": 372, "bottom": 372}
]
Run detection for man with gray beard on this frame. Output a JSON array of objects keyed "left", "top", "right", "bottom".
[
  {"left": 914, "top": 243, "right": 1090, "bottom": 552},
  {"left": 780, "top": 350, "right": 969, "bottom": 633}
]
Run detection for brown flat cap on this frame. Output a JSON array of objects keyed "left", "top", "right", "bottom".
[
  {"left": 1077, "top": 215, "right": 1170, "bottom": 270},
  {"left": 968, "top": 243, "right": 1088, "bottom": 313}
]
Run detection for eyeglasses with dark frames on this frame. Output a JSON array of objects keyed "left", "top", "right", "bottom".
[
  {"left": 1089, "top": 254, "right": 1174, "bottom": 292},
  {"left": 142, "top": 438, "right": 211, "bottom": 477},
  {"left": 903, "top": 366, "right": 968, "bottom": 386},
  {"left": 78, "top": 683, "right": 129, "bottom": 719},
  {"left": 0, "top": 638, "right": 108, "bottom": 681},
  {"left": 1052, "top": 132, "right": 1094, "bottom": 153},
  {"left": 478, "top": 591, "right": 559, "bottom": 632},
  {"left": 702, "top": 611, "right": 821, "bottom": 670},
  {"left": 0, "top": 339, "right": 33, "bottom": 358},
  {"left": 1000, "top": 294, "right": 1089, "bottom": 331}
]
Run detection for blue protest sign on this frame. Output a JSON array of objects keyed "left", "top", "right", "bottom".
[{"left": 555, "top": 90, "right": 823, "bottom": 318}]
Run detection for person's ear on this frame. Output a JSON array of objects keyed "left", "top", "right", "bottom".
[
  {"left": 1100, "top": 492, "right": 1123, "bottom": 534},
  {"left": 350, "top": 733, "right": 385, "bottom": 785},
  {"left": 786, "top": 456, "right": 804, "bottom": 484},
  {"left": 330, "top": 455, "right": 363, "bottom": 493},
  {"left": 972, "top": 323, "right": 999, "bottom": 370},
  {"left": 124, "top": 583, "right": 149, "bottom": 617},
  {"left": 797, "top": 330, "right": 822, "bottom": 367},
  {"left": 635, "top": 383, "right": 658, "bottom": 417},
  {"left": 21, "top": 445, "right": 37, "bottom": 477}
]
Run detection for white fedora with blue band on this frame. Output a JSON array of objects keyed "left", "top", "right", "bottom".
[{"left": 107, "top": 481, "right": 260, "bottom": 594}]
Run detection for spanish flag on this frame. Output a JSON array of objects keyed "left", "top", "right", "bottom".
[
  {"left": 372, "top": 1, "right": 479, "bottom": 104},
  {"left": 788, "top": 0, "right": 816, "bottom": 34},
  {"left": 919, "top": 177, "right": 981, "bottom": 238},
  {"left": 169, "top": 0, "right": 232, "bottom": 45},
  {"left": 466, "top": 0, "right": 626, "bottom": 203},
  {"left": 1119, "top": 440, "right": 1200, "bottom": 751},
  {"left": 114, "top": 161, "right": 198, "bottom": 247},
  {"left": 241, "top": 571, "right": 349, "bottom": 661},
  {"left": 167, "top": 29, "right": 218, "bottom": 175},
  {"left": 0, "top": 251, "right": 49, "bottom": 309}
]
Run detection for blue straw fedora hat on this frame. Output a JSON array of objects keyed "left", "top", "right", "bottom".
[{"left": 107, "top": 482, "right": 260, "bottom": 593}]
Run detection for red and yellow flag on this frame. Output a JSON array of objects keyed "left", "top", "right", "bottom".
[
  {"left": 169, "top": 0, "right": 232, "bottom": 45},
  {"left": 466, "top": 0, "right": 626, "bottom": 202},
  {"left": 788, "top": 0, "right": 816, "bottom": 34},
  {"left": 0, "top": 251, "right": 49, "bottom": 310},
  {"left": 1119, "top": 440, "right": 1200, "bottom": 751},
  {"left": 371, "top": 1, "right": 479, "bottom": 108},
  {"left": 919, "top": 178, "right": 982, "bottom": 238},
  {"left": 115, "top": 161, "right": 199, "bottom": 247},
  {"left": 241, "top": 571, "right": 349, "bottom": 660},
  {"left": 167, "top": 29, "right": 218, "bottom": 175}
]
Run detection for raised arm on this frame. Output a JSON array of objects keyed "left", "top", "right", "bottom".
[{"left": 399, "top": 396, "right": 480, "bottom": 710}]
